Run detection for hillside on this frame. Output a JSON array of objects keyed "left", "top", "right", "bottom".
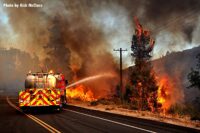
[{"left": 152, "top": 46, "right": 200, "bottom": 103}]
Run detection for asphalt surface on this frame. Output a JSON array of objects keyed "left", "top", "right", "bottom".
[{"left": 0, "top": 96, "right": 199, "bottom": 133}]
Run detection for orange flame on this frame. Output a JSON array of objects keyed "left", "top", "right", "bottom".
[
  {"left": 134, "top": 16, "right": 143, "bottom": 41},
  {"left": 134, "top": 16, "right": 155, "bottom": 50},
  {"left": 66, "top": 85, "right": 97, "bottom": 102},
  {"left": 157, "top": 76, "right": 172, "bottom": 112}
]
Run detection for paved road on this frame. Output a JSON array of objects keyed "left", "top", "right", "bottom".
[{"left": 0, "top": 96, "right": 199, "bottom": 133}]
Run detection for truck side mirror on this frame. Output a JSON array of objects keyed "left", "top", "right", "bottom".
[{"left": 65, "top": 80, "right": 68, "bottom": 85}]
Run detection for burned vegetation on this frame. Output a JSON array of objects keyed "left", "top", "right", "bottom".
[{"left": 125, "top": 17, "right": 158, "bottom": 112}]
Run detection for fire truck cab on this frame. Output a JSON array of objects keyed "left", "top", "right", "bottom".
[{"left": 18, "top": 71, "right": 67, "bottom": 111}]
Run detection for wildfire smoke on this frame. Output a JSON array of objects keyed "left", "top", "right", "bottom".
[{"left": 0, "top": 0, "right": 198, "bottom": 109}]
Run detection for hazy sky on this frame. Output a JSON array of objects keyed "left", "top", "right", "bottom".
[{"left": 0, "top": 0, "right": 200, "bottom": 67}]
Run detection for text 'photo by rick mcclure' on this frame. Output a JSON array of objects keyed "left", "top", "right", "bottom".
[{"left": 3, "top": 2, "right": 43, "bottom": 8}]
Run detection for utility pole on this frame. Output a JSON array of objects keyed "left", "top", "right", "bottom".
[{"left": 114, "top": 48, "right": 127, "bottom": 102}]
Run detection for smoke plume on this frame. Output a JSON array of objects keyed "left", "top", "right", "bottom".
[{"left": 0, "top": 0, "right": 200, "bottom": 100}]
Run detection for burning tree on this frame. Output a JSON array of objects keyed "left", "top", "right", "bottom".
[{"left": 127, "top": 17, "right": 158, "bottom": 111}]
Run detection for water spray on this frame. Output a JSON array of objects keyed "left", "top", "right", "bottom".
[{"left": 66, "top": 73, "right": 115, "bottom": 89}]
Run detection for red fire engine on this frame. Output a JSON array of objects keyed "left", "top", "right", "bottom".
[{"left": 18, "top": 71, "right": 67, "bottom": 111}]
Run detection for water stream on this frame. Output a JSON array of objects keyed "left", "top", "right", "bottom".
[{"left": 66, "top": 73, "right": 115, "bottom": 89}]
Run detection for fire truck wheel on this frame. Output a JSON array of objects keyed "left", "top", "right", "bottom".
[
  {"left": 56, "top": 107, "right": 59, "bottom": 111},
  {"left": 20, "top": 107, "right": 29, "bottom": 113},
  {"left": 62, "top": 101, "right": 67, "bottom": 107},
  {"left": 56, "top": 107, "right": 62, "bottom": 112}
]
